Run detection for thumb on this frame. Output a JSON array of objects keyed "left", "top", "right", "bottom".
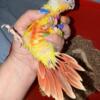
[{"left": 14, "top": 10, "right": 45, "bottom": 34}]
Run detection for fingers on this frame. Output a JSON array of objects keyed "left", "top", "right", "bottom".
[
  {"left": 45, "top": 34, "right": 64, "bottom": 52},
  {"left": 61, "top": 16, "right": 71, "bottom": 24},
  {"left": 62, "top": 24, "right": 71, "bottom": 39},
  {"left": 14, "top": 10, "right": 71, "bottom": 53},
  {"left": 61, "top": 16, "right": 71, "bottom": 40},
  {"left": 45, "top": 16, "right": 71, "bottom": 51},
  {"left": 14, "top": 10, "right": 45, "bottom": 34}
]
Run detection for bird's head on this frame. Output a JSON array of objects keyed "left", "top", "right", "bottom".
[
  {"left": 63, "top": 0, "right": 75, "bottom": 9},
  {"left": 44, "top": 0, "right": 75, "bottom": 13}
]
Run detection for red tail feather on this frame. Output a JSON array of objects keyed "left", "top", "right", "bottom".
[{"left": 37, "top": 53, "right": 85, "bottom": 100}]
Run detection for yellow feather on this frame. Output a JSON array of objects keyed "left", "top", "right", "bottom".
[
  {"left": 22, "top": 1, "right": 86, "bottom": 100},
  {"left": 23, "top": 0, "right": 75, "bottom": 69}
]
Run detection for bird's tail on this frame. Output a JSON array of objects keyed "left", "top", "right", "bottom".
[{"left": 37, "top": 53, "right": 86, "bottom": 100}]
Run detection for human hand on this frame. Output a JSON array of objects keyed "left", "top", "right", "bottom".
[
  {"left": 0, "top": 10, "right": 71, "bottom": 99},
  {"left": 11, "top": 10, "right": 45, "bottom": 75},
  {"left": 14, "top": 10, "right": 71, "bottom": 52},
  {"left": 12, "top": 10, "right": 71, "bottom": 74},
  {"left": 45, "top": 15, "right": 71, "bottom": 51}
]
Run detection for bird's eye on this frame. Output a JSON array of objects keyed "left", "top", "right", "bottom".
[{"left": 64, "top": 0, "right": 69, "bottom": 2}]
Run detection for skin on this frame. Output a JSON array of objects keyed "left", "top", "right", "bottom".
[{"left": 0, "top": 10, "right": 71, "bottom": 100}]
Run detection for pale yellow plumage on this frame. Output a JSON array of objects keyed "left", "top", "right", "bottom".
[{"left": 23, "top": 0, "right": 86, "bottom": 100}]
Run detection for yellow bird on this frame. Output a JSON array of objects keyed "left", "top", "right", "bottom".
[{"left": 23, "top": 0, "right": 86, "bottom": 100}]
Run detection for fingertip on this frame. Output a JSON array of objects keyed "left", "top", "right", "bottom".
[
  {"left": 64, "top": 33, "right": 71, "bottom": 39},
  {"left": 61, "top": 16, "right": 71, "bottom": 24},
  {"left": 25, "top": 10, "right": 46, "bottom": 22},
  {"left": 62, "top": 24, "right": 71, "bottom": 39},
  {"left": 39, "top": 8, "right": 49, "bottom": 14}
]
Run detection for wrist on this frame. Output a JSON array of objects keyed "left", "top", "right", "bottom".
[
  {"left": 1, "top": 24, "right": 39, "bottom": 79},
  {"left": 9, "top": 48, "right": 38, "bottom": 77},
  {"left": 0, "top": 53, "right": 37, "bottom": 99},
  {"left": 5, "top": 52, "right": 37, "bottom": 85}
]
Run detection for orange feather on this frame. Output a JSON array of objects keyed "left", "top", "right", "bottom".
[{"left": 37, "top": 53, "right": 86, "bottom": 100}]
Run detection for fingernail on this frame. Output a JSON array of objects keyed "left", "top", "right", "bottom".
[
  {"left": 57, "top": 24, "right": 64, "bottom": 30},
  {"left": 39, "top": 8, "right": 49, "bottom": 14}
]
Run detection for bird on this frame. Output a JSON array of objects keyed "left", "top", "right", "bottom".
[{"left": 2, "top": 0, "right": 86, "bottom": 100}]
